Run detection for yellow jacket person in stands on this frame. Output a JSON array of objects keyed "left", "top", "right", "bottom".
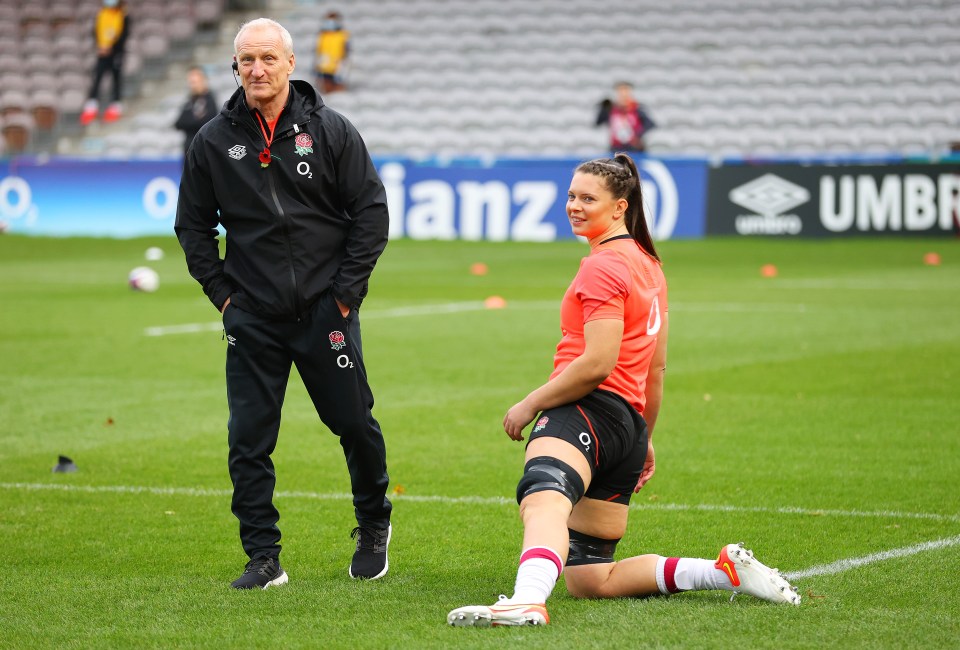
[
  {"left": 315, "top": 11, "right": 350, "bottom": 93},
  {"left": 80, "top": 0, "right": 130, "bottom": 125}
]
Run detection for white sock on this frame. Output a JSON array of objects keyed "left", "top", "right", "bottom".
[
  {"left": 656, "top": 556, "right": 734, "bottom": 594},
  {"left": 505, "top": 546, "right": 563, "bottom": 604}
]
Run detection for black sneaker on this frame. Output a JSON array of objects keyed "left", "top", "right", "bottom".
[
  {"left": 230, "top": 556, "right": 289, "bottom": 590},
  {"left": 349, "top": 524, "right": 391, "bottom": 580}
]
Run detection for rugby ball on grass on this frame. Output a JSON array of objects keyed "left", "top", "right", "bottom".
[{"left": 128, "top": 266, "right": 159, "bottom": 293}]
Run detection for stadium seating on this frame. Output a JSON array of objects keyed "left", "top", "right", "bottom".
[
  {"left": 1, "top": 0, "right": 226, "bottom": 157},
  {"left": 6, "top": 0, "right": 960, "bottom": 159},
  {"left": 279, "top": 0, "right": 960, "bottom": 159}
]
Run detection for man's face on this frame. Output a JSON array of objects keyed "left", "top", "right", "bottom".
[
  {"left": 187, "top": 70, "right": 207, "bottom": 95},
  {"left": 235, "top": 25, "right": 295, "bottom": 107}
]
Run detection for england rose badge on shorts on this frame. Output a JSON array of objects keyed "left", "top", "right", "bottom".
[
  {"left": 533, "top": 416, "right": 549, "bottom": 433},
  {"left": 329, "top": 330, "right": 346, "bottom": 351},
  {"left": 294, "top": 133, "right": 314, "bottom": 156}
]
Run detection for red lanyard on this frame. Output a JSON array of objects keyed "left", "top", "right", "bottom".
[{"left": 254, "top": 110, "right": 282, "bottom": 168}]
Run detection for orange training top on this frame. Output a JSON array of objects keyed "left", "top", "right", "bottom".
[{"left": 550, "top": 237, "right": 667, "bottom": 414}]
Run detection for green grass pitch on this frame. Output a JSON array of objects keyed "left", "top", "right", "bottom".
[{"left": 1, "top": 234, "right": 958, "bottom": 649}]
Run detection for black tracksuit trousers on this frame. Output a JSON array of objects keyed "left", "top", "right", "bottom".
[
  {"left": 88, "top": 54, "right": 124, "bottom": 103},
  {"left": 222, "top": 290, "right": 391, "bottom": 560}
]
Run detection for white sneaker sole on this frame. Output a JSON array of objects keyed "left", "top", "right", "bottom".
[
  {"left": 262, "top": 571, "right": 288, "bottom": 589},
  {"left": 349, "top": 524, "right": 391, "bottom": 580},
  {"left": 720, "top": 543, "right": 800, "bottom": 605},
  {"left": 447, "top": 604, "right": 549, "bottom": 627}
]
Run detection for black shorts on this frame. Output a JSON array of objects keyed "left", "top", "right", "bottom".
[{"left": 527, "top": 389, "right": 647, "bottom": 505}]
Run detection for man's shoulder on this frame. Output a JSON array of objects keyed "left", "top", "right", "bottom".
[
  {"left": 312, "top": 102, "right": 352, "bottom": 127},
  {"left": 287, "top": 82, "right": 349, "bottom": 128},
  {"left": 195, "top": 111, "right": 229, "bottom": 136},
  {"left": 307, "top": 104, "right": 364, "bottom": 145},
  {"left": 188, "top": 113, "right": 232, "bottom": 158}
]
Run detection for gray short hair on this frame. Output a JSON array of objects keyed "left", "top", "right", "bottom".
[{"left": 234, "top": 18, "right": 294, "bottom": 57}]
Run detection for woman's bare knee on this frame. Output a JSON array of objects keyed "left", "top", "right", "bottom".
[
  {"left": 565, "top": 566, "right": 614, "bottom": 599},
  {"left": 518, "top": 490, "right": 570, "bottom": 522}
]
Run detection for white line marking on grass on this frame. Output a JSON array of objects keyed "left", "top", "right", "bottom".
[
  {"left": 145, "top": 322, "right": 223, "bottom": 337},
  {"left": 8, "top": 483, "right": 960, "bottom": 579},
  {"left": 784, "top": 535, "right": 960, "bottom": 580},
  {"left": 144, "top": 300, "right": 809, "bottom": 336},
  {"left": 142, "top": 301, "right": 547, "bottom": 337},
  {"left": 4, "top": 483, "right": 958, "bottom": 524},
  {"left": 773, "top": 279, "right": 956, "bottom": 291},
  {"left": 671, "top": 302, "right": 809, "bottom": 313},
  {"left": 365, "top": 301, "right": 490, "bottom": 318},
  {"left": 634, "top": 502, "right": 960, "bottom": 524},
  {"left": 2, "top": 482, "right": 236, "bottom": 498},
  {"left": 0, "top": 482, "right": 516, "bottom": 504}
]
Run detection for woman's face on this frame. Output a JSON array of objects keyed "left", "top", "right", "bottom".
[{"left": 566, "top": 172, "right": 625, "bottom": 240}]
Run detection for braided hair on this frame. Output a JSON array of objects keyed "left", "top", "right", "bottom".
[{"left": 575, "top": 153, "right": 659, "bottom": 262}]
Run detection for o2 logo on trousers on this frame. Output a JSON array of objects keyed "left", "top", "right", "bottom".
[{"left": 337, "top": 354, "right": 354, "bottom": 369}]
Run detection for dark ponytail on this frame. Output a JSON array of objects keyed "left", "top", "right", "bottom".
[{"left": 575, "top": 153, "right": 659, "bottom": 261}]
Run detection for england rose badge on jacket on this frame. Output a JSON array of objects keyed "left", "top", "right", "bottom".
[{"left": 295, "top": 133, "right": 314, "bottom": 156}]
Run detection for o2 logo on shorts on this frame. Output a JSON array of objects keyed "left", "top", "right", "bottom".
[
  {"left": 533, "top": 416, "right": 549, "bottom": 433},
  {"left": 579, "top": 432, "right": 592, "bottom": 453}
]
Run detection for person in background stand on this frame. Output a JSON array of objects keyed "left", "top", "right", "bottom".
[
  {"left": 80, "top": 0, "right": 129, "bottom": 126},
  {"left": 174, "top": 66, "right": 218, "bottom": 158},
  {"left": 315, "top": 10, "right": 350, "bottom": 93},
  {"left": 596, "top": 82, "right": 656, "bottom": 153}
]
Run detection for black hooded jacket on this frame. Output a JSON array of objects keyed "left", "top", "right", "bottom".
[{"left": 175, "top": 80, "right": 388, "bottom": 320}]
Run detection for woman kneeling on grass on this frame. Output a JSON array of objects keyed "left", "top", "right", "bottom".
[{"left": 447, "top": 154, "right": 801, "bottom": 628}]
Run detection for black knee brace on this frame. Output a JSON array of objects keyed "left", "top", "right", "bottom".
[
  {"left": 516, "top": 456, "right": 585, "bottom": 506},
  {"left": 567, "top": 528, "right": 620, "bottom": 566}
]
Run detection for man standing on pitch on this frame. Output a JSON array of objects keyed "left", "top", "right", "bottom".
[{"left": 175, "top": 18, "right": 392, "bottom": 588}]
